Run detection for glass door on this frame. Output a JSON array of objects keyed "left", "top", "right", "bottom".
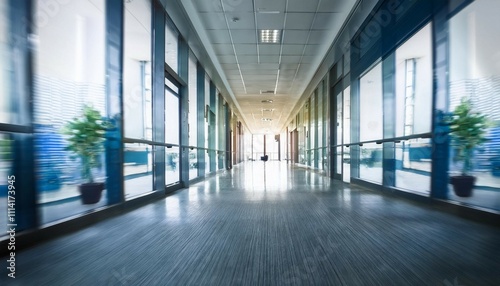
[{"left": 165, "top": 80, "right": 180, "bottom": 185}]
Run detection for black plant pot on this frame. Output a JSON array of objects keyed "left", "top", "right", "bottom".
[
  {"left": 79, "top": 182, "right": 105, "bottom": 204},
  {"left": 449, "top": 175, "right": 476, "bottom": 197}
]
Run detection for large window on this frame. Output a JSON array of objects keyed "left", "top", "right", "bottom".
[
  {"left": 32, "top": 0, "right": 108, "bottom": 224},
  {"left": 394, "top": 23, "right": 432, "bottom": 194},
  {"left": 359, "top": 62, "right": 383, "bottom": 183},
  {"left": 123, "top": 0, "right": 153, "bottom": 199},
  {"left": 0, "top": 4, "right": 13, "bottom": 232},
  {"left": 188, "top": 51, "right": 198, "bottom": 179},
  {"left": 165, "top": 19, "right": 178, "bottom": 74},
  {"left": 448, "top": 0, "right": 500, "bottom": 211},
  {"left": 0, "top": 0, "right": 11, "bottom": 123}
]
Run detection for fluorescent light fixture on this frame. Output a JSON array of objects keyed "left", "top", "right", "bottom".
[
  {"left": 259, "top": 29, "right": 281, "bottom": 44},
  {"left": 261, "top": 118, "right": 273, "bottom": 122}
]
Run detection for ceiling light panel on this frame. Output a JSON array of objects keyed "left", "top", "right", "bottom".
[{"left": 259, "top": 29, "right": 282, "bottom": 44}]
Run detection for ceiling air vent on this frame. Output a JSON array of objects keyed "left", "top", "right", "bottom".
[{"left": 260, "top": 90, "right": 275, "bottom": 94}]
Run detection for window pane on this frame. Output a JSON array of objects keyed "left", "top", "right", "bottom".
[
  {"left": 166, "top": 146, "right": 180, "bottom": 185},
  {"left": 124, "top": 143, "right": 153, "bottom": 199},
  {"left": 395, "top": 139, "right": 431, "bottom": 194},
  {"left": 359, "top": 143, "right": 383, "bottom": 184},
  {"left": 33, "top": 0, "right": 107, "bottom": 224},
  {"left": 124, "top": 0, "right": 152, "bottom": 140},
  {"left": 165, "top": 87, "right": 179, "bottom": 145},
  {"left": 359, "top": 62, "right": 383, "bottom": 142},
  {"left": 165, "top": 19, "right": 178, "bottom": 73},
  {"left": 395, "top": 23, "right": 432, "bottom": 137},
  {"left": 448, "top": 0, "right": 500, "bottom": 211},
  {"left": 189, "top": 51, "right": 197, "bottom": 147},
  {"left": 0, "top": 1, "right": 11, "bottom": 123}
]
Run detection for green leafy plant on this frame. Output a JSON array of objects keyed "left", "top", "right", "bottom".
[
  {"left": 448, "top": 98, "right": 489, "bottom": 175},
  {"left": 62, "top": 105, "right": 110, "bottom": 183},
  {"left": 0, "top": 138, "right": 12, "bottom": 161}
]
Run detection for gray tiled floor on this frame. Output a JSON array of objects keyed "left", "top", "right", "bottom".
[{"left": 1, "top": 161, "right": 500, "bottom": 285}]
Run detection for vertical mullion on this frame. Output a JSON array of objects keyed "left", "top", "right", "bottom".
[{"left": 152, "top": 2, "right": 165, "bottom": 192}]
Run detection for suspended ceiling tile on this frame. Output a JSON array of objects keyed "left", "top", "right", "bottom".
[
  {"left": 244, "top": 74, "right": 277, "bottom": 81},
  {"left": 240, "top": 63, "right": 279, "bottom": 70},
  {"left": 281, "top": 44, "right": 305, "bottom": 55},
  {"left": 221, "top": 0, "right": 254, "bottom": 13},
  {"left": 287, "top": 0, "right": 319, "bottom": 12},
  {"left": 255, "top": 0, "right": 286, "bottom": 13},
  {"left": 285, "top": 13, "right": 315, "bottom": 30},
  {"left": 308, "top": 30, "right": 329, "bottom": 44},
  {"left": 260, "top": 55, "right": 280, "bottom": 63},
  {"left": 281, "top": 55, "right": 302, "bottom": 63},
  {"left": 193, "top": 0, "right": 223, "bottom": 12},
  {"left": 207, "top": 29, "right": 232, "bottom": 43},
  {"left": 312, "top": 13, "right": 340, "bottom": 30},
  {"left": 226, "top": 12, "right": 255, "bottom": 29},
  {"left": 259, "top": 44, "right": 281, "bottom": 55},
  {"left": 279, "top": 63, "right": 299, "bottom": 70},
  {"left": 242, "top": 67, "right": 277, "bottom": 73},
  {"left": 234, "top": 44, "right": 257, "bottom": 55},
  {"left": 303, "top": 44, "right": 322, "bottom": 56},
  {"left": 238, "top": 55, "right": 258, "bottom": 64},
  {"left": 231, "top": 30, "right": 258, "bottom": 44},
  {"left": 318, "top": 0, "right": 344, "bottom": 13},
  {"left": 199, "top": 13, "right": 227, "bottom": 29},
  {"left": 256, "top": 13, "right": 285, "bottom": 30},
  {"left": 300, "top": 55, "right": 316, "bottom": 64},
  {"left": 283, "top": 30, "right": 309, "bottom": 44}
]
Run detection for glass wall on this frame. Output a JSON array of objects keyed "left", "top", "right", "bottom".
[
  {"left": 448, "top": 0, "right": 500, "bottom": 211},
  {"left": 291, "top": 78, "right": 329, "bottom": 172},
  {"left": 123, "top": 0, "right": 153, "bottom": 199},
  {"left": 165, "top": 19, "right": 178, "bottom": 73},
  {"left": 32, "top": 0, "right": 108, "bottom": 224},
  {"left": 188, "top": 51, "right": 198, "bottom": 179},
  {"left": 358, "top": 62, "right": 383, "bottom": 184},
  {"left": 205, "top": 74, "right": 210, "bottom": 174},
  {"left": 343, "top": 86, "right": 351, "bottom": 183},
  {"left": 0, "top": 0, "right": 10, "bottom": 123},
  {"left": 394, "top": 23, "right": 432, "bottom": 194},
  {"left": 0, "top": 3, "right": 10, "bottom": 232}
]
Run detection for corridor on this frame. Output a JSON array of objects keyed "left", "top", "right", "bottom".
[{"left": 2, "top": 162, "right": 500, "bottom": 285}]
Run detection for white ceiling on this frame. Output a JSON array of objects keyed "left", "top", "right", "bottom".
[{"left": 182, "top": 0, "right": 357, "bottom": 134}]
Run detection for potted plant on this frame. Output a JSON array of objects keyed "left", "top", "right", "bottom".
[
  {"left": 448, "top": 98, "right": 489, "bottom": 197},
  {"left": 62, "top": 105, "right": 110, "bottom": 204}
]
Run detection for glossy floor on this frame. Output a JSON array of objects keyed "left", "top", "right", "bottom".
[{"left": 2, "top": 161, "right": 500, "bottom": 285}]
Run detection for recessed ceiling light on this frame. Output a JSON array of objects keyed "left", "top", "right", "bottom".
[
  {"left": 261, "top": 99, "right": 273, "bottom": 103},
  {"left": 259, "top": 30, "right": 281, "bottom": 44},
  {"left": 261, "top": 118, "right": 273, "bottom": 122}
]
